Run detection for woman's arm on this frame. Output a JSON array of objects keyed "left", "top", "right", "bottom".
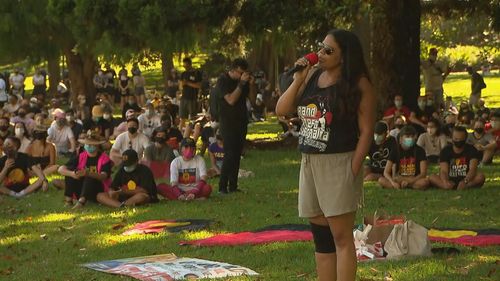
[
  {"left": 275, "top": 60, "right": 315, "bottom": 116},
  {"left": 351, "top": 77, "right": 377, "bottom": 176}
]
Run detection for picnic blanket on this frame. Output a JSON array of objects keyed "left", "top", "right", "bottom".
[
  {"left": 180, "top": 224, "right": 500, "bottom": 247},
  {"left": 122, "top": 219, "right": 212, "bottom": 236},
  {"left": 82, "top": 253, "right": 258, "bottom": 280}
]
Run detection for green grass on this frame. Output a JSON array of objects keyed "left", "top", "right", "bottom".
[{"left": 0, "top": 75, "right": 499, "bottom": 280}]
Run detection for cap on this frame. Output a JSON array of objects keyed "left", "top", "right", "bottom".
[
  {"left": 30, "top": 97, "right": 38, "bottom": 103},
  {"left": 180, "top": 138, "right": 196, "bottom": 148},
  {"left": 122, "top": 149, "right": 139, "bottom": 166},
  {"left": 52, "top": 108, "right": 66, "bottom": 119},
  {"left": 92, "top": 105, "right": 104, "bottom": 117}
]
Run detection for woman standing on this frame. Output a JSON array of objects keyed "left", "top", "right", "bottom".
[{"left": 276, "top": 29, "right": 376, "bottom": 281}]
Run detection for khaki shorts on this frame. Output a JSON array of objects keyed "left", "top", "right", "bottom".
[{"left": 299, "top": 152, "right": 363, "bottom": 218}]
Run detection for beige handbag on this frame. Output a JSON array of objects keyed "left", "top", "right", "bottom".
[{"left": 384, "top": 220, "right": 432, "bottom": 259}]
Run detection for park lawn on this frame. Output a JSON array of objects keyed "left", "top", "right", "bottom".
[
  {"left": 0, "top": 74, "right": 498, "bottom": 280},
  {"left": 0, "top": 118, "right": 499, "bottom": 280}
]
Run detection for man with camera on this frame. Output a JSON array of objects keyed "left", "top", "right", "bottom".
[{"left": 213, "top": 58, "right": 254, "bottom": 194}]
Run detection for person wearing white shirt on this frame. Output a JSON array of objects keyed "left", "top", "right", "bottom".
[
  {"left": 138, "top": 103, "right": 161, "bottom": 138},
  {"left": 47, "top": 111, "right": 76, "bottom": 155},
  {"left": 0, "top": 74, "right": 7, "bottom": 104},
  {"left": 9, "top": 69, "right": 25, "bottom": 96},
  {"left": 32, "top": 69, "right": 46, "bottom": 97},
  {"left": 110, "top": 118, "right": 150, "bottom": 165}
]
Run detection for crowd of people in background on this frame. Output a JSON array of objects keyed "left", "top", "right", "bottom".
[{"left": 0, "top": 49, "right": 497, "bottom": 208}]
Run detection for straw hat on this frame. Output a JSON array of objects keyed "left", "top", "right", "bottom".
[{"left": 78, "top": 130, "right": 106, "bottom": 145}]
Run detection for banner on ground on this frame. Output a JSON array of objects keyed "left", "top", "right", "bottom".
[{"left": 82, "top": 253, "right": 259, "bottom": 280}]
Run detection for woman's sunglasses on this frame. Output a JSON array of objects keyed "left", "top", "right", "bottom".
[{"left": 318, "top": 42, "right": 334, "bottom": 55}]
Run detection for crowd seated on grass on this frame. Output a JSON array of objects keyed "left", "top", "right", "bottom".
[{"left": 0, "top": 62, "right": 498, "bottom": 206}]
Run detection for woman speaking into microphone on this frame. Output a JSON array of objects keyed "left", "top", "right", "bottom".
[{"left": 276, "top": 29, "right": 376, "bottom": 281}]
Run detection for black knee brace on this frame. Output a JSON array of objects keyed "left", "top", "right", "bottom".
[{"left": 310, "top": 223, "right": 336, "bottom": 253}]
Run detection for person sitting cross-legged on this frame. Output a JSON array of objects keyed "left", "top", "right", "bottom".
[
  {"left": 429, "top": 126, "right": 485, "bottom": 190},
  {"left": 378, "top": 125, "right": 430, "bottom": 190},
  {"left": 157, "top": 138, "right": 212, "bottom": 201},
  {"left": 0, "top": 136, "right": 48, "bottom": 197},
  {"left": 58, "top": 131, "right": 112, "bottom": 208},
  {"left": 364, "top": 121, "right": 397, "bottom": 182},
  {"left": 97, "top": 149, "right": 158, "bottom": 208}
]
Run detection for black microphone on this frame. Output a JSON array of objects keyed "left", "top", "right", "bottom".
[{"left": 286, "top": 53, "right": 319, "bottom": 76}]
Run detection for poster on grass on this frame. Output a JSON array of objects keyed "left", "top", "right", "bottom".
[{"left": 82, "top": 253, "right": 259, "bottom": 280}]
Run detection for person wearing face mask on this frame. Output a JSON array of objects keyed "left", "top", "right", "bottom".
[
  {"left": 10, "top": 108, "right": 35, "bottom": 133},
  {"left": 143, "top": 126, "right": 176, "bottom": 180},
  {"left": 144, "top": 127, "right": 175, "bottom": 163},
  {"left": 409, "top": 96, "right": 435, "bottom": 135},
  {"left": 97, "top": 149, "right": 157, "bottom": 208},
  {"left": 122, "top": 95, "right": 141, "bottom": 120},
  {"left": 28, "top": 97, "right": 42, "bottom": 115},
  {"left": 65, "top": 109, "right": 84, "bottom": 139},
  {"left": 58, "top": 131, "right": 112, "bottom": 208},
  {"left": 364, "top": 121, "right": 398, "bottom": 181},
  {"left": 389, "top": 115, "right": 407, "bottom": 138},
  {"left": 47, "top": 110, "right": 76, "bottom": 156},
  {"left": 421, "top": 48, "right": 450, "bottom": 110},
  {"left": 26, "top": 125, "right": 58, "bottom": 182},
  {"left": 383, "top": 94, "right": 411, "bottom": 129},
  {"left": 442, "top": 111, "right": 458, "bottom": 139},
  {"left": 416, "top": 118, "right": 447, "bottom": 163},
  {"left": 0, "top": 136, "right": 48, "bottom": 197},
  {"left": 429, "top": 126, "right": 485, "bottom": 190},
  {"left": 378, "top": 125, "right": 429, "bottom": 190},
  {"left": 157, "top": 138, "right": 212, "bottom": 201},
  {"left": 110, "top": 118, "right": 150, "bottom": 166},
  {"left": 83, "top": 105, "right": 111, "bottom": 140},
  {"left": 466, "top": 119, "right": 497, "bottom": 164},
  {"left": 0, "top": 117, "right": 12, "bottom": 139},
  {"left": 138, "top": 101, "right": 161, "bottom": 138},
  {"left": 13, "top": 122, "right": 30, "bottom": 153}
]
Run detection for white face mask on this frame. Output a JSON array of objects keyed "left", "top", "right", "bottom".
[
  {"left": 103, "top": 114, "right": 111, "bottom": 120},
  {"left": 15, "top": 128, "right": 24, "bottom": 137}
]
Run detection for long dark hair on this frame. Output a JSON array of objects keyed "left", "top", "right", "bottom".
[{"left": 328, "top": 29, "right": 369, "bottom": 118}]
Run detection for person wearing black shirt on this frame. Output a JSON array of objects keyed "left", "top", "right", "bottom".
[
  {"left": 57, "top": 132, "right": 112, "bottom": 208},
  {"left": 364, "top": 121, "right": 397, "bottom": 181},
  {"left": 409, "top": 95, "right": 435, "bottom": 135},
  {"left": 97, "top": 149, "right": 158, "bottom": 208},
  {"left": 378, "top": 125, "right": 429, "bottom": 190},
  {"left": 466, "top": 66, "right": 486, "bottom": 108},
  {"left": 429, "top": 126, "right": 485, "bottom": 189},
  {"left": 214, "top": 58, "right": 253, "bottom": 194},
  {"left": 276, "top": 30, "right": 376, "bottom": 281},
  {"left": 0, "top": 136, "right": 47, "bottom": 197},
  {"left": 180, "top": 58, "right": 202, "bottom": 131}
]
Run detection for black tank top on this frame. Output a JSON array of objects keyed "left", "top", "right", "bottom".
[{"left": 297, "top": 70, "right": 359, "bottom": 154}]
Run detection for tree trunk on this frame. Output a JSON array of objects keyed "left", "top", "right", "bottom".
[
  {"left": 47, "top": 55, "right": 60, "bottom": 97},
  {"left": 63, "top": 48, "right": 97, "bottom": 104},
  {"left": 161, "top": 51, "right": 174, "bottom": 92},
  {"left": 371, "top": 0, "right": 421, "bottom": 113}
]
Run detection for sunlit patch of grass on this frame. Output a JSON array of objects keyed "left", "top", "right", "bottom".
[
  {"left": 31, "top": 212, "right": 76, "bottom": 223},
  {"left": 442, "top": 207, "right": 474, "bottom": 217},
  {"left": 0, "top": 233, "right": 36, "bottom": 246}
]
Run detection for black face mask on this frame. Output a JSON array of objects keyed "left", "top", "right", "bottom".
[
  {"left": 34, "top": 132, "right": 47, "bottom": 140},
  {"left": 395, "top": 124, "right": 404, "bottom": 129},
  {"left": 0, "top": 125, "right": 9, "bottom": 132},
  {"left": 18, "top": 112, "right": 26, "bottom": 118},
  {"left": 474, "top": 128, "right": 484, "bottom": 134},
  {"left": 128, "top": 127, "right": 138, "bottom": 134},
  {"left": 155, "top": 137, "right": 166, "bottom": 144},
  {"left": 453, "top": 140, "right": 466, "bottom": 148}
]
